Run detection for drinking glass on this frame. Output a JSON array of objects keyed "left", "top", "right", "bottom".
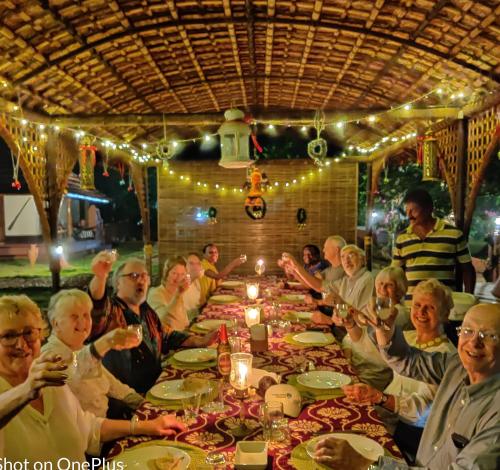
[
  {"left": 255, "top": 261, "right": 266, "bottom": 276},
  {"left": 202, "top": 379, "right": 226, "bottom": 413},
  {"left": 205, "top": 451, "right": 226, "bottom": 470},
  {"left": 260, "top": 401, "right": 284, "bottom": 441},
  {"left": 127, "top": 324, "right": 143, "bottom": 343},
  {"left": 335, "top": 303, "right": 349, "bottom": 319},
  {"left": 375, "top": 296, "right": 393, "bottom": 320},
  {"left": 181, "top": 392, "right": 201, "bottom": 422},
  {"left": 65, "top": 351, "right": 79, "bottom": 380},
  {"left": 240, "top": 254, "right": 247, "bottom": 263},
  {"left": 229, "top": 336, "right": 243, "bottom": 353}
]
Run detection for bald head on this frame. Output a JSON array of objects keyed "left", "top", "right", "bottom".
[{"left": 458, "top": 303, "right": 500, "bottom": 384}]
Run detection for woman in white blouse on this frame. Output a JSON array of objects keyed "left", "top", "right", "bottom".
[
  {"left": 42, "top": 289, "right": 145, "bottom": 418},
  {"left": 0, "top": 295, "right": 185, "bottom": 464},
  {"left": 147, "top": 256, "right": 191, "bottom": 330},
  {"left": 342, "top": 279, "right": 456, "bottom": 431}
]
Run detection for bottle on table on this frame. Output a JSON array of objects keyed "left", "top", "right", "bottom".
[{"left": 217, "top": 324, "right": 231, "bottom": 380}]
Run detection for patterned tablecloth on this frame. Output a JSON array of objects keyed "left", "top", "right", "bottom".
[{"left": 108, "top": 277, "right": 403, "bottom": 468}]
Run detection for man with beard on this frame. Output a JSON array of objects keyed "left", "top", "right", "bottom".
[
  {"left": 391, "top": 188, "right": 475, "bottom": 302},
  {"left": 88, "top": 252, "right": 215, "bottom": 395}
]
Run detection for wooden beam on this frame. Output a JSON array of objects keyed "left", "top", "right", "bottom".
[
  {"left": 49, "top": 107, "right": 460, "bottom": 128},
  {"left": 15, "top": 16, "right": 498, "bottom": 86}
]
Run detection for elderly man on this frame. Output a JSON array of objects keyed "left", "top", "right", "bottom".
[
  {"left": 282, "top": 235, "right": 346, "bottom": 292},
  {"left": 314, "top": 303, "right": 500, "bottom": 469},
  {"left": 88, "top": 252, "right": 215, "bottom": 394},
  {"left": 201, "top": 243, "right": 246, "bottom": 294},
  {"left": 392, "top": 188, "right": 475, "bottom": 302}
]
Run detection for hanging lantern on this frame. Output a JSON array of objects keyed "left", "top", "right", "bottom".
[
  {"left": 422, "top": 136, "right": 440, "bottom": 181},
  {"left": 79, "top": 137, "right": 97, "bottom": 190},
  {"left": 217, "top": 108, "right": 252, "bottom": 169}
]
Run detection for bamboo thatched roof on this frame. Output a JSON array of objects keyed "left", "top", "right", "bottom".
[{"left": 0, "top": 0, "right": 499, "bottom": 151}]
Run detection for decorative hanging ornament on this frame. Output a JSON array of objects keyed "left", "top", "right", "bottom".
[
  {"left": 383, "top": 164, "right": 390, "bottom": 184},
  {"left": 217, "top": 108, "right": 253, "bottom": 169},
  {"left": 78, "top": 136, "right": 97, "bottom": 190},
  {"left": 8, "top": 145, "right": 22, "bottom": 190},
  {"left": 244, "top": 167, "right": 268, "bottom": 220},
  {"left": 296, "top": 208, "right": 307, "bottom": 230},
  {"left": 422, "top": 135, "right": 440, "bottom": 181},
  {"left": 117, "top": 162, "right": 126, "bottom": 185},
  {"left": 307, "top": 110, "right": 327, "bottom": 166},
  {"left": 208, "top": 207, "right": 218, "bottom": 224},
  {"left": 156, "top": 114, "right": 177, "bottom": 161}
]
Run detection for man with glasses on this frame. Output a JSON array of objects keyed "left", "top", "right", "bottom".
[
  {"left": 88, "top": 252, "right": 215, "bottom": 396},
  {"left": 313, "top": 303, "right": 500, "bottom": 469}
]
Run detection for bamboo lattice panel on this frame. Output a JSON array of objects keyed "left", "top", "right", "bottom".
[
  {"left": 157, "top": 160, "right": 358, "bottom": 274},
  {"left": 467, "top": 105, "right": 499, "bottom": 191},
  {"left": 434, "top": 122, "right": 459, "bottom": 202}
]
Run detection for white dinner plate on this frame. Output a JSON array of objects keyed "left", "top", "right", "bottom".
[
  {"left": 173, "top": 348, "right": 217, "bottom": 363},
  {"left": 149, "top": 379, "right": 209, "bottom": 400},
  {"left": 305, "top": 433, "right": 384, "bottom": 462},
  {"left": 297, "top": 371, "right": 351, "bottom": 389},
  {"left": 209, "top": 294, "right": 241, "bottom": 304},
  {"left": 292, "top": 331, "right": 333, "bottom": 344},
  {"left": 220, "top": 280, "right": 244, "bottom": 288},
  {"left": 195, "top": 319, "right": 231, "bottom": 331},
  {"left": 111, "top": 444, "right": 191, "bottom": 470}
]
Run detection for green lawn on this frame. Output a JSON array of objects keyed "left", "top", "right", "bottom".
[{"left": 0, "top": 243, "right": 158, "bottom": 278}]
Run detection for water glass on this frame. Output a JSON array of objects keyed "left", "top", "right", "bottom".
[
  {"left": 181, "top": 392, "right": 201, "bottom": 422},
  {"left": 261, "top": 401, "right": 284, "bottom": 441},
  {"left": 229, "top": 336, "right": 243, "bottom": 353},
  {"left": 202, "top": 379, "right": 226, "bottom": 413},
  {"left": 205, "top": 451, "right": 226, "bottom": 470}
]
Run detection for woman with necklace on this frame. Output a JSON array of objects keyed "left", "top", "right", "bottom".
[{"left": 342, "top": 278, "right": 456, "bottom": 433}]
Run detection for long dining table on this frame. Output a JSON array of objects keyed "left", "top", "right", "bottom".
[{"left": 108, "top": 276, "right": 403, "bottom": 469}]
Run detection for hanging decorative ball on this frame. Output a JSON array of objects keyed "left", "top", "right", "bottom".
[
  {"left": 208, "top": 207, "right": 218, "bottom": 224},
  {"left": 307, "top": 138, "right": 327, "bottom": 166},
  {"left": 297, "top": 208, "right": 307, "bottom": 230},
  {"left": 156, "top": 139, "right": 176, "bottom": 161},
  {"left": 11, "top": 179, "right": 21, "bottom": 190}
]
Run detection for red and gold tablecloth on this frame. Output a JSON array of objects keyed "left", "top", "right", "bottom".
[{"left": 108, "top": 276, "right": 403, "bottom": 468}]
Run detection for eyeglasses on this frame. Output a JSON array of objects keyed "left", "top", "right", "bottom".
[
  {"left": 120, "top": 272, "right": 149, "bottom": 281},
  {"left": 0, "top": 328, "right": 42, "bottom": 347},
  {"left": 456, "top": 327, "right": 499, "bottom": 345}
]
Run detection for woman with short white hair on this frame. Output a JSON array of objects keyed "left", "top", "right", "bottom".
[
  {"left": 42, "top": 289, "right": 145, "bottom": 418},
  {"left": 0, "top": 295, "right": 185, "bottom": 464}
]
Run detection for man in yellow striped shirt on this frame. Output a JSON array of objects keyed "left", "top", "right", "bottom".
[{"left": 391, "top": 188, "right": 475, "bottom": 301}]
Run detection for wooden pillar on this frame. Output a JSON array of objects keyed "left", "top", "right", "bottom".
[
  {"left": 455, "top": 118, "right": 468, "bottom": 233},
  {"left": 455, "top": 118, "right": 468, "bottom": 292},
  {"left": 66, "top": 197, "right": 73, "bottom": 237},
  {"left": 364, "top": 163, "right": 373, "bottom": 271},
  {"left": 142, "top": 166, "right": 153, "bottom": 276}
]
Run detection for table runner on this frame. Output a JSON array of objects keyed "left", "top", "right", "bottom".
[{"left": 108, "top": 276, "right": 403, "bottom": 468}]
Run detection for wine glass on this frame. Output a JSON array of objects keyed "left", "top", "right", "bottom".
[
  {"left": 255, "top": 259, "right": 266, "bottom": 276},
  {"left": 335, "top": 303, "right": 349, "bottom": 318}
]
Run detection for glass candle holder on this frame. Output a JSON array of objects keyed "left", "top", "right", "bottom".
[
  {"left": 245, "top": 306, "right": 261, "bottom": 328},
  {"left": 230, "top": 353, "right": 253, "bottom": 398},
  {"left": 246, "top": 282, "right": 259, "bottom": 301}
]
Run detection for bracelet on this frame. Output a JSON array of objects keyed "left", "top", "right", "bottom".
[
  {"left": 130, "top": 415, "right": 140, "bottom": 435},
  {"left": 89, "top": 342, "right": 103, "bottom": 360}
]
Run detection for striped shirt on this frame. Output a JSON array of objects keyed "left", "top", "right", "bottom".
[{"left": 391, "top": 218, "right": 472, "bottom": 300}]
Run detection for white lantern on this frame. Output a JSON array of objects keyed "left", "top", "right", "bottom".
[{"left": 217, "top": 109, "right": 252, "bottom": 169}]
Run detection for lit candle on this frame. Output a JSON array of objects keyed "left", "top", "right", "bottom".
[
  {"left": 246, "top": 282, "right": 259, "bottom": 300},
  {"left": 230, "top": 353, "right": 253, "bottom": 392},
  {"left": 245, "top": 306, "right": 261, "bottom": 328}
]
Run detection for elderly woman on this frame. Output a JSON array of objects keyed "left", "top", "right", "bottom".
[
  {"left": 342, "top": 279, "right": 456, "bottom": 430},
  {"left": 42, "top": 289, "right": 145, "bottom": 418},
  {"left": 148, "top": 256, "right": 191, "bottom": 330},
  {"left": 0, "top": 295, "right": 185, "bottom": 463}
]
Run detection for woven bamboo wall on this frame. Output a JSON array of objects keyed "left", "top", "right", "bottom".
[{"left": 158, "top": 160, "right": 358, "bottom": 275}]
